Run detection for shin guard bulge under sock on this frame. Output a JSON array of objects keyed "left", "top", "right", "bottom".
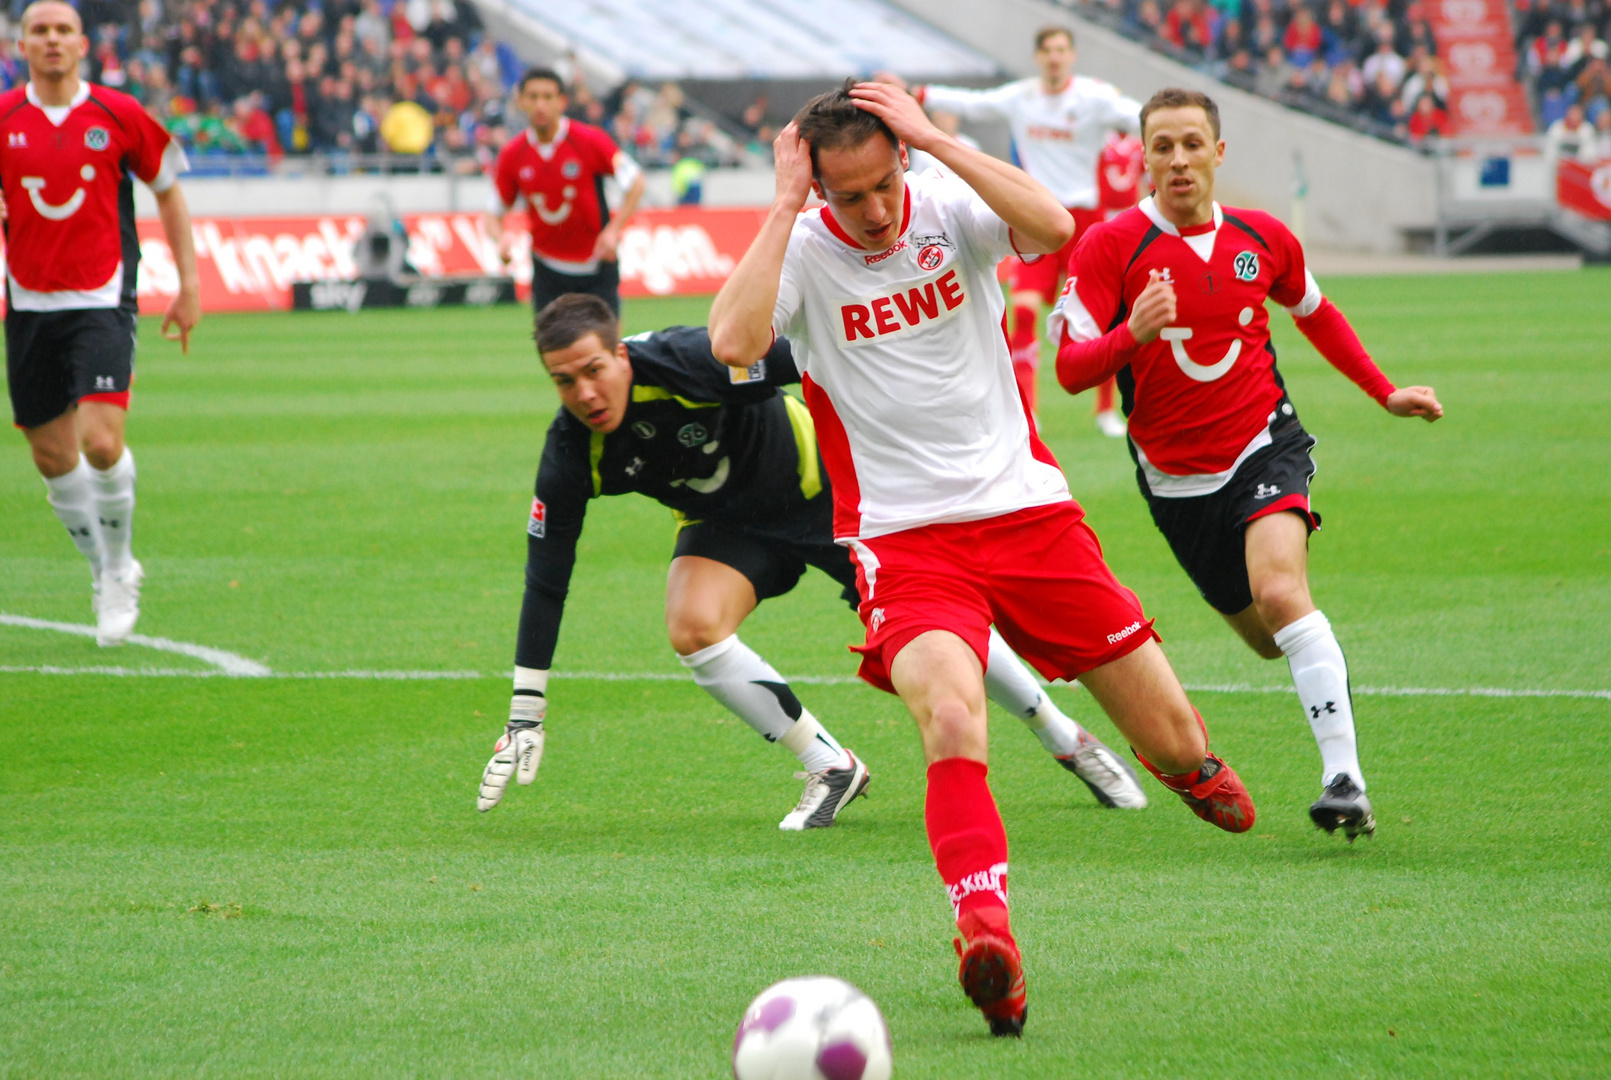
[
  {"left": 1273, "top": 610, "right": 1363, "bottom": 789},
  {"left": 89, "top": 447, "right": 136, "bottom": 577},
  {"left": 43, "top": 457, "right": 104, "bottom": 576},
  {"left": 926, "top": 757, "right": 1010, "bottom": 922},
  {"left": 680, "top": 634, "right": 849, "bottom": 773}
]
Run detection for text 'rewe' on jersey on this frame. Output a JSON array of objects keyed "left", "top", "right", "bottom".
[
  {"left": 516, "top": 327, "right": 822, "bottom": 669},
  {"left": 0, "top": 81, "right": 187, "bottom": 312},
  {"left": 1051, "top": 196, "right": 1393, "bottom": 497},
  {"left": 492, "top": 116, "right": 642, "bottom": 275},
  {"left": 771, "top": 168, "right": 1070, "bottom": 543}
]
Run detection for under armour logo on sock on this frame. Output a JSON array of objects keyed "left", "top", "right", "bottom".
[{"left": 1310, "top": 701, "right": 1337, "bottom": 719}]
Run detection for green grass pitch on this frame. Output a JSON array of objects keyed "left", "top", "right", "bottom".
[{"left": 2, "top": 270, "right": 1608, "bottom": 1078}]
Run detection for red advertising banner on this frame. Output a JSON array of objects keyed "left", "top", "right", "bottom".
[
  {"left": 1557, "top": 158, "right": 1611, "bottom": 221},
  {"left": 0, "top": 205, "right": 768, "bottom": 315},
  {"left": 1429, "top": 0, "right": 1533, "bottom": 136}
]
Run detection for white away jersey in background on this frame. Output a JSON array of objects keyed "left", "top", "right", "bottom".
[
  {"left": 920, "top": 77, "right": 1141, "bottom": 209},
  {"left": 772, "top": 169, "right": 1070, "bottom": 541}
]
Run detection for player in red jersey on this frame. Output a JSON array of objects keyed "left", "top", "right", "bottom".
[
  {"left": 1089, "top": 130, "right": 1147, "bottom": 437},
  {"left": 485, "top": 68, "right": 644, "bottom": 316},
  {"left": 3, "top": 0, "right": 199, "bottom": 646},
  {"left": 710, "top": 81, "right": 1256, "bottom": 1037},
  {"left": 1052, "top": 88, "right": 1443, "bottom": 841}
]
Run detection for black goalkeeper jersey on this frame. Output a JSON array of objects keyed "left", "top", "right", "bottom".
[{"left": 515, "top": 327, "right": 828, "bottom": 669}]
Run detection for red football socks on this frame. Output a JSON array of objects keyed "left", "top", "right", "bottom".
[{"left": 926, "top": 757, "right": 1011, "bottom": 922}]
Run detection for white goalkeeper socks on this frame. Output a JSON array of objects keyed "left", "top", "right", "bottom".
[
  {"left": 88, "top": 447, "right": 137, "bottom": 577},
  {"left": 43, "top": 456, "right": 104, "bottom": 578},
  {"left": 680, "top": 634, "right": 850, "bottom": 774},
  {"left": 984, "top": 627, "right": 1084, "bottom": 758},
  {"left": 1274, "top": 610, "right": 1364, "bottom": 790}
]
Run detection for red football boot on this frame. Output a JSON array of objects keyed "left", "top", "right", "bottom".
[
  {"left": 1137, "top": 752, "right": 1256, "bottom": 833},
  {"left": 953, "top": 908, "right": 1027, "bottom": 1037}
]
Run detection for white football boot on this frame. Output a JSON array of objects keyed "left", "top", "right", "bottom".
[
  {"left": 95, "top": 560, "right": 143, "bottom": 647},
  {"left": 779, "top": 751, "right": 870, "bottom": 830},
  {"left": 1095, "top": 410, "right": 1128, "bottom": 439}
]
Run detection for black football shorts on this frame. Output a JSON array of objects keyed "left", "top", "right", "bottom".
[
  {"left": 673, "top": 517, "right": 861, "bottom": 610},
  {"left": 1139, "top": 403, "right": 1321, "bottom": 615},
  {"left": 6, "top": 307, "right": 137, "bottom": 429},
  {"left": 531, "top": 259, "right": 620, "bottom": 318}
]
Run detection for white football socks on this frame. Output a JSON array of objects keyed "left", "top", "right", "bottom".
[
  {"left": 1273, "top": 610, "right": 1364, "bottom": 790},
  {"left": 89, "top": 447, "right": 137, "bottom": 577},
  {"left": 43, "top": 456, "right": 104, "bottom": 578},
  {"left": 984, "top": 627, "right": 1085, "bottom": 758},
  {"left": 679, "top": 634, "right": 850, "bottom": 774}
]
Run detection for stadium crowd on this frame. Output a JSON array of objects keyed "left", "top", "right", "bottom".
[
  {"left": 1074, "top": 0, "right": 1610, "bottom": 148},
  {"left": 0, "top": 0, "right": 741, "bottom": 172}
]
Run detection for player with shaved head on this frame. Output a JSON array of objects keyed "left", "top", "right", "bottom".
[
  {"left": 3, "top": 0, "right": 200, "bottom": 644},
  {"left": 1051, "top": 88, "right": 1444, "bottom": 840}
]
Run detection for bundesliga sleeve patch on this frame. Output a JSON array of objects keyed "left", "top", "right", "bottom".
[
  {"left": 527, "top": 497, "right": 547, "bottom": 538},
  {"left": 729, "top": 360, "right": 766, "bottom": 384}
]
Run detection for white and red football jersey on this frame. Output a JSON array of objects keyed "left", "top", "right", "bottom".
[
  {"left": 1050, "top": 197, "right": 1324, "bottom": 493},
  {"left": 918, "top": 76, "right": 1140, "bottom": 210},
  {"left": 771, "top": 169, "right": 1070, "bottom": 542},
  {"left": 492, "top": 117, "right": 640, "bottom": 273},
  {"left": 1097, "top": 132, "right": 1146, "bottom": 214},
  {"left": 0, "top": 81, "right": 185, "bottom": 311}
]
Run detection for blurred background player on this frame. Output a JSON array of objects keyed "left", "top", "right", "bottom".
[
  {"left": 477, "top": 295, "right": 1145, "bottom": 829},
  {"left": 486, "top": 68, "right": 644, "bottom": 316},
  {"left": 2, "top": 0, "right": 199, "bottom": 646},
  {"left": 1052, "top": 88, "right": 1444, "bottom": 841},
  {"left": 1087, "top": 129, "right": 1149, "bottom": 437},
  {"left": 879, "top": 27, "right": 1139, "bottom": 423},
  {"left": 710, "top": 82, "right": 1253, "bottom": 1037}
]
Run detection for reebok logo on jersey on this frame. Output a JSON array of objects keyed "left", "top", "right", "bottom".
[
  {"left": 864, "top": 239, "right": 907, "bottom": 266},
  {"left": 527, "top": 497, "right": 547, "bottom": 538},
  {"left": 1106, "top": 620, "right": 1142, "bottom": 645},
  {"left": 840, "top": 269, "right": 966, "bottom": 343}
]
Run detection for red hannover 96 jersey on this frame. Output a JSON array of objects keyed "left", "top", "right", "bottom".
[
  {"left": 0, "top": 82, "right": 183, "bottom": 312},
  {"left": 1051, "top": 197, "right": 1392, "bottom": 496},
  {"left": 493, "top": 117, "right": 639, "bottom": 272},
  {"left": 1097, "top": 133, "right": 1146, "bottom": 214}
]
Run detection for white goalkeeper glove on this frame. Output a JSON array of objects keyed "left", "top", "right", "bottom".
[{"left": 476, "top": 691, "right": 546, "bottom": 813}]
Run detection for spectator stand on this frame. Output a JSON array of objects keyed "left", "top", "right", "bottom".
[{"left": 1430, "top": 132, "right": 1611, "bottom": 254}]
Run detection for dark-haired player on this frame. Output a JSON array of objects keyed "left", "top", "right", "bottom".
[
  {"left": 1051, "top": 87, "right": 1443, "bottom": 840},
  {"left": 476, "top": 295, "right": 1147, "bottom": 829},
  {"left": 2, "top": 0, "right": 199, "bottom": 646},
  {"left": 710, "top": 81, "right": 1254, "bottom": 1036},
  {"left": 485, "top": 68, "right": 644, "bottom": 315}
]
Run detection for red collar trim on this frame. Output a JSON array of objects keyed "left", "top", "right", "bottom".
[
  {"left": 819, "top": 184, "right": 912, "bottom": 251},
  {"left": 1177, "top": 219, "right": 1217, "bottom": 237}
]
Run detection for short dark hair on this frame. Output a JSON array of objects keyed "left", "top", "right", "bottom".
[
  {"left": 535, "top": 294, "right": 618, "bottom": 357},
  {"left": 1034, "top": 26, "right": 1074, "bottom": 50},
  {"left": 519, "top": 67, "right": 565, "bottom": 95},
  {"left": 793, "top": 78, "right": 899, "bottom": 179},
  {"left": 1139, "top": 86, "right": 1222, "bottom": 140}
]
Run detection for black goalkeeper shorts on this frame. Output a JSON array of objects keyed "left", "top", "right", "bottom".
[
  {"left": 673, "top": 519, "right": 861, "bottom": 611},
  {"left": 1140, "top": 405, "right": 1321, "bottom": 616}
]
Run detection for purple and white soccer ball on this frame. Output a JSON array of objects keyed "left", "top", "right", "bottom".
[{"left": 732, "top": 976, "right": 893, "bottom": 1080}]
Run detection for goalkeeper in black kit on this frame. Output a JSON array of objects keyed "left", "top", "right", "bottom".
[{"left": 476, "top": 294, "right": 1147, "bottom": 830}]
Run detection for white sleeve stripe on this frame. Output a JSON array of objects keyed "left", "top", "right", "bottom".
[
  {"left": 611, "top": 150, "right": 641, "bottom": 188},
  {"left": 148, "top": 141, "right": 189, "bottom": 192},
  {"left": 1046, "top": 278, "right": 1101, "bottom": 346},
  {"left": 1283, "top": 269, "right": 1323, "bottom": 317}
]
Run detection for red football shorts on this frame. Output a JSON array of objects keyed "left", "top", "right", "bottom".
[
  {"left": 845, "top": 501, "right": 1160, "bottom": 694},
  {"left": 1007, "top": 207, "right": 1106, "bottom": 305}
]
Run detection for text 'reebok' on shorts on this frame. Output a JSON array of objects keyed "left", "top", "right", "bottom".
[{"left": 845, "top": 500, "right": 1159, "bottom": 693}]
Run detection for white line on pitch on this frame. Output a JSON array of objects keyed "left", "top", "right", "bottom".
[
  {"left": 0, "top": 613, "right": 270, "bottom": 676},
  {"left": 0, "top": 662, "right": 1607, "bottom": 701}
]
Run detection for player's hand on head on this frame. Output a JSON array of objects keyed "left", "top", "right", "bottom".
[
  {"left": 1385, "top": 385, "right": 1443, "bottom": 422},
  {"left": 849, "top": 81, "right": 939, "bottom": 151},
  {"left": 1126, "top": 269, "right": 1177, "bottom": 344},
  {"left": 773, "top": 122, "right": 815, "bottom": 212},
  {"left": 160, "top": 289, "right": 201, "bottom": 354}
]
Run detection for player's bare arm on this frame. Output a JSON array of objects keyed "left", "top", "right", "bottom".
[
  {"left": 709, "top": 123, "right": 812, "bottom": 366},
  {"left": 848, "top": 82, "right": 1072, "bottom": 254},
  {"left": 154, "top": 184, "right": 200, "bottom": 353}
]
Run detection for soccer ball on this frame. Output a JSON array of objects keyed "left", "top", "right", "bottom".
[{"left": 732, "top": 976, "right": 893, "bottom": 1080}]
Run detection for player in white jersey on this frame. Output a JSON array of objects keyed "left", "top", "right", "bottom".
[
  {"left": 894, "top": 27, "right": 1139, "bottom": 427},
  {"left": 709, "top": 80, "right": 1256, "bottom": 1038}
]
